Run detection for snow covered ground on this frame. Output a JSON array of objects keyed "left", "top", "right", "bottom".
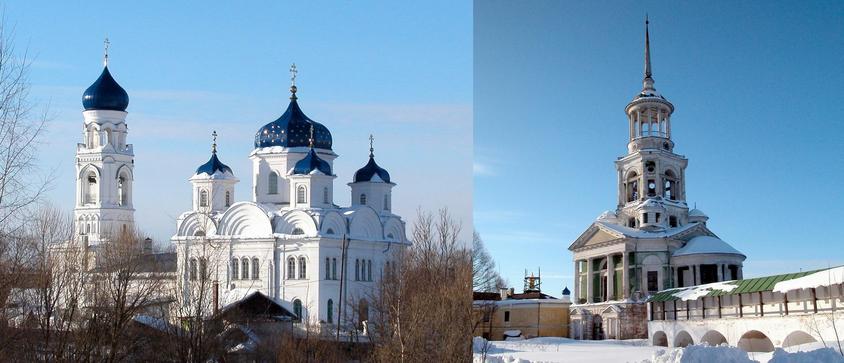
[{"left": 473, "top": 337, "right": 844, "bottom": 363}]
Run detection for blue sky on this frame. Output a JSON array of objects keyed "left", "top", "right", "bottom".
[
  {"left": 9, "top": 1, "right": 472, "bottom": 244},
  {"left": 475, "top": 1, "right": 844, "bottom": 295}
]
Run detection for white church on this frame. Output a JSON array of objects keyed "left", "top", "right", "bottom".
[{"left": 70, "top": 50, "right": 409, "bottom": 328}]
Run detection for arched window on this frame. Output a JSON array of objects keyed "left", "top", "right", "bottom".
[
  {"left": 327, "top": 299, "right": 334, "bottom": 324},
  {"left": 293, "top": 299, "right": 303, "bottom": 321},
  {"left": 367, "top": 260, "right": 372, "bottom": 282},
  {"left": 326, "top": 228, "right": 335, "bottom": 235},
  {"left": 189, "top": 258, "right": 197, "bottom": 281},
  {"left": 199, "top": 190, "right": 208, "bottom": 207},
  {"left": 292, "top": 228, "right": 304, "bottom": 235},
  {"left": 325, "top": 257, "right": 330, "bottom": 280},
  {"left": 663, "top": 170, "right": 677, "bottom": 200},
  {"left": 287, "top": 257, "right": 296, "bottom": 279},
  {"left": 297, "top": 185, "right": 307, "bottom": 204},
  {"left": 355, "top": 259, "right": 360, "bottom": 281},
  {"left": 241, "top": 258, "right": 249, "bottom": 280},
  {"left": 669, "top": 216, "right": 678, "bottom": 228},
  {"left": 298, "top": 257, "right": 307, "bottom": 279},
  {"left": 199, "top": 258, "right": 207, "bottom": 281},
  {"left": 268, "top": 172, "right": 279, "bottom": 195},
  {"left": 231, "top": 258, "right": 239, "bottom": 280},
  {"left": 384, "top": 194, "right": 390, "bottom": 210},
  {"left": 323, "top": 187, "right": 329, "bottom": 204},
  {"left": 252, "top": 258, "right": 260, "bottom": 280},
  {"left": 359, "top": 299, "right": 369, "bottom": 326},
  {"left": 118, "top": 176, "right": 127, "bottom": 206},
  {"left": 225, "top": 191, "right": 231, "bottom": 207},
  {"left": 360, "top": 193, "right": 367, "bottom": 205},
  {"left": 85, "top": 172, "right": 98, "bottom": 204},
  {"left": 626, "top": 171, "right": 638, "bottom": 202}
]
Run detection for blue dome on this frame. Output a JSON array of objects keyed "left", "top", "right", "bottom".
[
  {"left": 292, "top": 149, "right": 332, "bottom": 175},
  {"left": 354, "top": 156, "right": 391, "bottom": 183},
  {"left": 195, "top": 152, "right": 233, "bottom": 175},
  {"left": 254, "top": 99, "right": 332, "bottom": 150},
  {"left": 562, "top": 286, "right": 570, "bottom": 295},
  {"left": 82, "top": 66, "right": 129, "bottom": 111}
]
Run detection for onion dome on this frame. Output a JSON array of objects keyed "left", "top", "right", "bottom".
[
  {"left": 196, "top": 131, "right": 233, "bottom": 176},
  {"left": 195, "top": 153, "right": 232, "bottom": 176},
  {"left": 291, "top": 148, "right": 332, "bottom": 175},
  {"left": 82, "top": 66, "right": 129, "bottom": 111},
  {"left": 562, "top": 286, "right": 571, "bottom": 296},
  {"left": 353, "top": 137, "right": 391, "bottom": 183},
  {"left": 254, "top": 79, "right": 332, "bottom": 150}
]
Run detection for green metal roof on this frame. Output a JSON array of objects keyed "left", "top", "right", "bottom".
[{"left": 647, "top": 269, "right": 821, "bottom": 302}]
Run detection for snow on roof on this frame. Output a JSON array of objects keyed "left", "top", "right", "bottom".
[
  {"left": 668, "top": 281, "right": 738, "bottom": 301},
  {"left": 673, "top": 235, "right": 744, "bottom": 257},
  {"left": 688, "top": 208, "right": 707, "bottom": 217},
  {"left": 773, "top": 266, "right": 844, "bottom": 293},
  {"left": 596, "top": 220, "right": 699, "bottom": 239}
]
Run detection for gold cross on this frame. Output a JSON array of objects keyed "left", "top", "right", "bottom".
[
  {"left": 290, "top": 63, "right": 298, "bottom": 86},
  {"left": 309, "top": 124, "right": 315, "bottom": 148},
  {"left": 369, "top": 134, "right": 374, "bottom": 157}
]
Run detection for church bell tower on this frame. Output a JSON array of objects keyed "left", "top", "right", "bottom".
[
  {"left": 74, "top": 39, "right": 135, "bottom": 246},
  {"left": 615, "top": 19, "right": 689, "bottom": 231}
]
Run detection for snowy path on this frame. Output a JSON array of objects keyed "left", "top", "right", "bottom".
[{"left": 473, "top": 337, "right": 844, "bottom": 363}]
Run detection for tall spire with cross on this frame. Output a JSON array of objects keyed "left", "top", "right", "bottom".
[
  {"left": 289, "top": 63, "right": 298, "bottom": 100},
  {"left": 308, "top": 123, "right": 315, "bottom": 148},
  {"left": 212, "top": 130, "right": 218, "bottom": 154},
  {"left": 103, "top": 37, "right": 111, "bottom": 67},
  {"left": 369, "top": 134, "right": 375, "bottom": 158},
  {"left": 644, "top": 15, "right": 651, "bottom": 80}
]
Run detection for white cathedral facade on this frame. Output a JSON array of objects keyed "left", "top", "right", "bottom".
[
  {"left": 568, "top": 21, "right": 746, "bottom": 340},
  {"left": 70, "top": 55, "right": 408, "bottom": 327}
]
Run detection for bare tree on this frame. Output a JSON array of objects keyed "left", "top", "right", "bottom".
[
  {"left": 473, "top": 231, "right": 505, "bottom": 292},
  {"left": 369, "top": 208, "right": 472, "bottom": 362}
]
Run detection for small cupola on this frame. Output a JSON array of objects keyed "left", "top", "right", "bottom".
[
  {"left": 190, "top": 131, "right": 238, "bottom": 212},
  {"left": 288, "top": 126, "right": 336, "bottom": 209},
  {"left": 349, "top": 135, "right": 395, "bottom": 213}
]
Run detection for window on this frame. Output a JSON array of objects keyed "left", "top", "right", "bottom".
[
  {"left": 504, "top": 311, "right": 510, "bottom": 322},
  {"left": 199, "top": 190, "right": 208, "bottom": 207},
  {"left": 669, "top": 216, "right": 678, "bottom": 228},
  {"left": 268, "top": 172, "right": 279, "bottom": 194},
  {"left": 360, "top": 194, "right": 367, "bottom": 205},
  {"left": 323, "top": 187, "right": 329, "bottom": 204},
  {"left": 367, "top": 260, "right": 372, "bottom": 281},
  {"left": 287, "top": 257, "right": 296, "bottom": 279},
  {"left": 241, "top": 258, "right": 249, "bottom": 280},
  {"left": 359, "top": 299, "right": 369, "bottom": 327},
  {"left": 252, "top": 258, "right": 259, "bottom": 280},
  {"left": 231, "top": 258, "right": 239, "bottom": 280},
  {"left": 297, "top": 185, "right": 307, "bottom": 204},
  {"left": 199, "top": 258, "right": 207, "bottom": 281},
  {"left": 225, "top": 191, "right": 231, "bottom": 207},
  {"left": 664, "top": 170, "right": 677, "bottom": 200},
  {"left": 293, "top": 299, "right": 303, "bottom": 321},
  {"left": 326, "top": 228, "right": 335, "bottom": 235},
  {"left": 189, "top": 259, "right": 197, "bottom": 281},
  {"left": 655, "top": 213, "right": 661, "bottom": 223},
  {"left": 628, "top": 218, "right": 636, "bottom": 228},
  {"left": 647, "top": 271, "right": 659, "bottom": 292},
  {"left": 626, "top": 171, "right": 639, "bottom": 202},
  {"left": 332, "top": 258, "right": 337, "bottom": 280},
  {"left": 298, "top": 257, "right": 307, "bottom": 279},
  {"left": 292, "top": 228, "right": 304, "bottom": 235},
  {"left": 355, "top": 259, "right": 360, "bottom": 281},
  {"left": 327, "top": 299, "right": 334, "bottom": 324},
  {"left": 642, "top": 213, "right": 649, "bottom": 224},
  {"left": 647, "top": 179, "right": 656, "bottom": 197},
  {"left": 325, "top": 258, "right": 330, "bottom": 280},
  {"left": 118, "top": 176, "right": 126, "bottom": 206},
  {"left": 384, "top": 194, "right": 390, "bottom": 210}
]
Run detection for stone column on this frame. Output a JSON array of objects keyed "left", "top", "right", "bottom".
[
  {"left": 622, "top": 251, "right": 629, "bottom": 300},
  {"left": 717, "top": 263, "right": 723, "bottom": 282},
  {"left": 693, "top": 265, "right": 699, "bottom": 286},
  {"left": 606, "top": 255, "right": 614, "bottom": 301},
  {"left": 586, "top": 258, "right": 594, "bottom": 303},
  {"left": 574, "top": 260, "right": 580, "bottom": 302}
]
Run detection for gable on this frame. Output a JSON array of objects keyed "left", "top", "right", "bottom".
[{"left": 584, "top": 229, "right": 618, "bottom": 247}]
